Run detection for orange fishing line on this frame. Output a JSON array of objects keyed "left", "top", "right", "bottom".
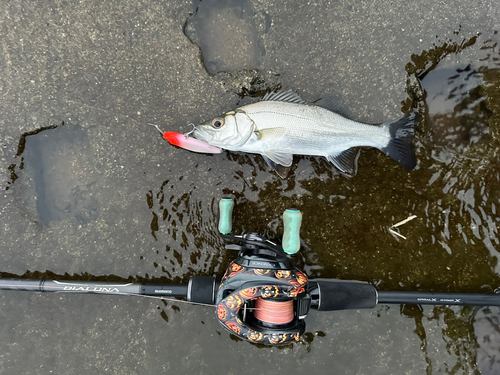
[{"left": 254, "top": 299, "right": 294, "bottom": 325}]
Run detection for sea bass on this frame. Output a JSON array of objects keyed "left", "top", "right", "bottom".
[{"left": 192, "top": 89, "right": 418, "bottom": 178}]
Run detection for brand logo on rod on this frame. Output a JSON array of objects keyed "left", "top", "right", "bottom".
[
  {"left": 416, "top": 297, "right": 437, "bottom": 302},
  {"left": 63, "top": 286, "right": 120, "bottom": 292},
  {"left": 439, "top": 298, "right": 462, "bottom": 303}
]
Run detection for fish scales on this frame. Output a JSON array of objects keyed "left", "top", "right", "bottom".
[
  {"left": 237, "top": 101, "right": 390, "bottom": 156},
  {"left": 190, "top": 89, "right": 418, "bottom": 178}
]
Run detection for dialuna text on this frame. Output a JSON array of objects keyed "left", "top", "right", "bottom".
[{"left": 63, "top": 286, "right": 120, "bottom": 292}]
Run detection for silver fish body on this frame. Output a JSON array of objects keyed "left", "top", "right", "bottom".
[{"left": 193, "top": 89, "right": 418, "bottom": 178}]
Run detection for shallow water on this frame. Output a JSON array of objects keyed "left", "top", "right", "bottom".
[{"left": 184, "top": 0, "right": 269, "bottom": 74}]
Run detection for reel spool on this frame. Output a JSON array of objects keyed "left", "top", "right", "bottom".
[{"left": 215, "top": 230, "right": 310, "bottom": 345}]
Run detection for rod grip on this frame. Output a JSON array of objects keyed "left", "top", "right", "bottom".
[
  {"left": 188, "top": 276, "right": 217, "bottom": 305},
  {"left": 140, "top": 283, "right": 188, "bottom": 297},
  {"left": 312, "top": 279, "right": 378, "bottom": 311},
  {"left": 218, "top": 198, "right": 234, "bottom": 235},
  {"left": 282, "top": 209, "right": 302, "bottom": 254}
]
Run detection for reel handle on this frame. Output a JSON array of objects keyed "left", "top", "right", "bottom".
[
  {"left": 218, "top": 198, "right": 234, "bottom": 235},
  {"left": 282, "top": 209, "right": 302, "bottom": 254}
]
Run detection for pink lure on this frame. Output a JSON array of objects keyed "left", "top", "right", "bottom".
[{"left": 162, "top": 131, "right": 222, "bottom": 154}]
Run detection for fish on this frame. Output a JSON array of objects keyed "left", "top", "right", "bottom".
[{"left": 191, "top": 89, "right": 418, "bottom": 178}]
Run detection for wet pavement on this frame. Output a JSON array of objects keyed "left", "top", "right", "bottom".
[{"left": 1, "top": 0, "right": 500, "bottom": 374}]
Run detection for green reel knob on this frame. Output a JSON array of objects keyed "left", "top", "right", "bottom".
[
  {"left": 218, "top": 198, "right": 234, "bottom": 235},
  {"left": 282, "top": 209, "right": 302, "bottom": 254}
]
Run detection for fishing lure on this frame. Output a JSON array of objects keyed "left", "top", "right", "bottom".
[{"left": 149, "top": 124, "right": 222, "bottom": 154}]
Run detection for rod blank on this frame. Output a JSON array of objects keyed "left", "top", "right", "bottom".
[
  {"left": 377, "top": 290, "right": 500, "bottom": 306},
  {"left": 0, "top": 279, "right": 188, "bottom": 298}
]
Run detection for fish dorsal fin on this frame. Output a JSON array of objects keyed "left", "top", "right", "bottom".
[
  {"left": 262, "top": 89, "right": 307, "bottom": 104},
  {"left": 261, "top": 155, "right": 291, "bottom": 179},
  {"left": 315, "top": 95, "right": 352, "bottom": 119},
  {"left": 327, "top": 148, "right": 360, "bottom": 177}
]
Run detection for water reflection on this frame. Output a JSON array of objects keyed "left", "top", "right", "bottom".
[
  {"left": 424, "top": 64, "right": 483, "bottom": 117},
  {"left": 146, "top": 176, "right": 228, "bottom": 282}
]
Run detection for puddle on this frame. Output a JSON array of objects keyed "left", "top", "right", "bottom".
[
  {"left": 418, "top": 65, "right": 491, "bottom": 158},
  {"left": 18, "top": 124, "right": 100, "bottom": 226},
  {"left": 184, "top": 0, "right": 270, "bottom": 74},
  {"left": 422, "top": 64, "right": 483, "bottom": 117},
  {"left": 146, "top": 177, "right": 226, "bottom": 283}
]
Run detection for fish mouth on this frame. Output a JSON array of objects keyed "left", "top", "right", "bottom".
[{"left": 192, "top": 125, "right": 215, "bottom": 143}]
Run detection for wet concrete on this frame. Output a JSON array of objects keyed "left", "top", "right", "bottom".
[{"left": 1, "top": 0, "right": 500, "bottom": 374}]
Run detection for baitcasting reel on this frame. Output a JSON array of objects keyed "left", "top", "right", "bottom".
[{"left": 214, "top": 198, "right": 310, "bottom": 345}]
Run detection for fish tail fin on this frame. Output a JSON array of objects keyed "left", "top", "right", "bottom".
[{"left": 381, "top": 113, "right": 418, "bottom": 170}]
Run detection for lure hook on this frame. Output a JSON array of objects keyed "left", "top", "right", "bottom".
[{"left": 184, "top": 123, "right": 196, "bottom": 138}]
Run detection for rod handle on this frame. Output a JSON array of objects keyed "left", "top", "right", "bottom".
[
  {"left": 282, "top": 209, "right": 302, "bottom": 254},
  {"left": 218, "top": 198, "right": 234, "bottom": 235},
  {"left": 311, "top": 279, "right": 378, "bottom": 311}
]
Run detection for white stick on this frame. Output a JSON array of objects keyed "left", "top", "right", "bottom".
[
  {"left": 389, "top": 215, "right": 417, "bottom": 240},
  {"left": 389, "top": 227, "right": 407, "bottom": 240},
  {"left": 391, "top": 215, "right": 417, "bottom": 228}
]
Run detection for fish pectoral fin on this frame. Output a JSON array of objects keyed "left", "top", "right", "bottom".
[
  {"left": 263, "top": 151, "right": 293, "bottom": 167},
  {"left": 262, "top": 155, "right": 291, "bottom": 179},
  {"left": 327, "top": 148, "right": 361, "bottom": 177},
  {"left": 258, "top": 127, "right": 287, "bottom": 140}
]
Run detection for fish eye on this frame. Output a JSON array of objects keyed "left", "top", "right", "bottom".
[{"left": 211, "top": 118, "right": 225, "bottom": 129}]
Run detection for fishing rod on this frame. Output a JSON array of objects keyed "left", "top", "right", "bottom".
[{"left": 1, "top": 198, "right": 500, "bottom": 345}]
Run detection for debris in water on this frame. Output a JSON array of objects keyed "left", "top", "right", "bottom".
[{"left": 389, "top": 215, "right": 417, "bottom": 240}]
